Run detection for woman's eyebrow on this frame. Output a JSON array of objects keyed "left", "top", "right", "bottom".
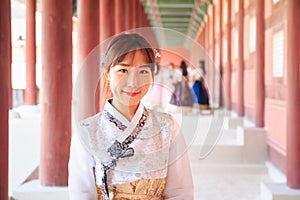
[
  {"left": 138, "top": 64, "right": 152, "bottom": 68},
  {"left": 117, "top": 63, "right": 151, "bottom": 68},
  {"left": 117, "top": 62, "right": 131, "bottom": 67}
]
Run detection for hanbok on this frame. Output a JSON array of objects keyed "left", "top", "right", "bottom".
[
  {"left": 143, "top": 63, "right": 163, "bottom": 107},
  {"left": 169, "top": 77, "right": 194, "bottom": 108},
  {"left": 191, "top": 77, "right": 211, "bottom": 110},
  {"left": 168, "top": 61, "right": 194, "bottom": 113},
  {"left": 68, "top": 100, "right": 194, "bottom": 200}
]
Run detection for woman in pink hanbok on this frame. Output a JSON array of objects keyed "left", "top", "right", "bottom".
[{"left": 68, "top": 34, "right": 194, "bottom": 200}]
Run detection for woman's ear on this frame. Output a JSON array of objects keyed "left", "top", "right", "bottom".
[{"left": 104, "top": 70, "right": 110, "bottom": 82}]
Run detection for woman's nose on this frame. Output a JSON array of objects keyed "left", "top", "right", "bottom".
[{"left": 126, "top": 70, "right": 138, "bottom": 87}]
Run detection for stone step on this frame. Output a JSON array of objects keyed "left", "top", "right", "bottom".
[
  {"left": 188, "top": 126, "right": 267, "bottom": 164},
  {"left": 217, "top": 128, "right": 244, "bottom": 145},
  {"left": 12, "top": 180, "right": 68, "bottom": 200},
  {"left": 224, "top": 117, "right": 244, "bottom": 129},
  {"left": 191, "top": 163, "right": 268, "bottom": 175},
  {"left": 261, "top": 182, "right": 300, "bottom": 200},
  {"left": 9, "top": 112, "right": 40, "bottom": 197},
  {"left": 213, "top": 109, "right": 256, "bottom": 130}
]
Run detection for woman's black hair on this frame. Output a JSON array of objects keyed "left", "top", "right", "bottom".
[
  {"left": 102, "top": 33, "right": 156, "bottom": 74},
  {"left": 180, "top": 61, "right": 188, "bottom": 76}
]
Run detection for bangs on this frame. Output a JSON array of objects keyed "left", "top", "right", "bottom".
[
  {"left": 114, "top": 49, "right": 153, "bottom": 65},
  {"left": 102, "top": 34, "right": 155, "bottom": 71},
  {"left": 114, "top": 49, "right": 156, "bottom": 74}
]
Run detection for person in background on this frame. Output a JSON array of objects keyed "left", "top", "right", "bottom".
[
  {"left": 192, "top": 76, "right": 211, "bottom": 110},
  {"left": 191, "top": 60, "right": 211, "bottom": 112},
  {"left": 180, "top": 60, "right": 188, "bottom": 79},
  {"left": 169, "top": 61, "right": 194, "bottom": 112}
]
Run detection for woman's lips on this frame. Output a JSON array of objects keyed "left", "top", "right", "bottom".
[{"left": 123, "top": 91, "right": 141, "bottom": 97}]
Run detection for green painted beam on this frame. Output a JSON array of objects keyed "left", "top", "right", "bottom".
[
  {"left": 157, "top": 0, "right": 194, "bottom": 4},
  {"left": 140, "top": 0, "right": 213, "bottom": 47},
  {"left": 157, "top": 7, "right": 193, "bottom": 12},
  {"left": 160, "top": 15, "right": 191, "bottom": 18}
]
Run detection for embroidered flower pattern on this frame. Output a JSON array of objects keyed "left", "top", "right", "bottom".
[{"left": 103, "top": 109, "right": 127, "bottom": 131}]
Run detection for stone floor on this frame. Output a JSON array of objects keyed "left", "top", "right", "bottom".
[{"left": 9, "top": 105, "right": 286, "bottom": 199}]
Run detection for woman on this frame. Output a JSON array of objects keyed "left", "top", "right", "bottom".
[
  {"left": 68, "top": 33, "right": 194, "bottom": 200},
  {"left": 169, "top": 61, "right": 194, "bottom": 112},
  {"left": 192, "top": 76, "right": 211, "bottom": 110}
]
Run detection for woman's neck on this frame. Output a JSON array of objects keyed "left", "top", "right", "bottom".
[{"left": 110, "top": 99, "right": 139, "bottom": 121}]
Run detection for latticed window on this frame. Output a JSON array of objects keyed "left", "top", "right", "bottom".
[
  {"left": 232, "top": 28, "right": 238, "bottom": 59},
  {"left": 223, "top": 0, "right": 228, "bottom": 25},
  {"left": 249, "top": 17, "right": 256, "bottom": 53},
  {"left": 234, "top": 0, "right": 239, "bottom": 14},
  {"left": 272, "top": 30, "right": 284, "bottom": 77},
  {"left": 223, "top": 38, "right": 227, "bottom": 63}
]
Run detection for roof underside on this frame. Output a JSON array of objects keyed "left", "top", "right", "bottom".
[{"left": 141, "top": 0, "right": 212, "bottom": 48}]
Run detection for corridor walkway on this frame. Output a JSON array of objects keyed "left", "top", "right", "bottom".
[{"left": 9, "top": 105, "right": 285, "bottom": 200}]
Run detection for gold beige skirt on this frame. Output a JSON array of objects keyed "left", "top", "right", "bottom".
[{"left": 97, "top": 178, "right": 166, "bottom": 200}]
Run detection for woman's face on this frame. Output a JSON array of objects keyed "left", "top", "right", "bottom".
[{"left": 108, "top": 50, "right": 153, "bottom": 111}]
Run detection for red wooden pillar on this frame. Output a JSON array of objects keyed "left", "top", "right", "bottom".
[
  {"left": 237, "top": 0, "right": 244, "bottom": 116},
  {"left": 131, "top": 0, "right": 138, "bottom": 29},
  {"left": 206, "top": 14, "right": 209, "bottom": 44},
  {"left": 143, "top": 11, "right": 151, "bottom": 27},
  {"left": 137, "top": 1, "right": 144, "bottom": 28},
  {"left": 99, "top": 0, "right": 114, "bottom": 111},
  {"left": 141, "top": 4, "right": 149, "bottom": 28},
  {"left": 136, "top": 2, "right": 141, "bottom": 28},
  {"left": 203, "top": 25, "right": 207, "bottom": 49},
  {"left": 204, "top": 16, "right": 210, "bottom": 85},
  {"left": 286, "top": 0, "right": 300, "bottom": 189},
  {"left": 40, "top": 0, "right": 72, "bottom": 186},
  {"left": 141, "top": 10, "right": 146, "bottom": 28},
  {"left": 24, "top": 0, "right": 37, "bottom": 105},
  {"left": 205, "top": 25, "right": 208, "bottom": 50},
  {"left": 206, "top": 14, "right": 211, "bottom": 84},
  {"left": 125, "top": 0, "right": 131, "bottom": 30},
  {"left": 212, "top": 4, "right": 216, "bottom": 105},
  {"left": 143, "top": 13, "right": 147, "bottom": 27},
  {"left": 100, "top": 0, "right": 115, "bottom": 42},
  {"left": 115, "top": 0, "right": 126, "bottom": 34},
  {"left": 78, "top": 0, "right": 99, "bottom": 58},
  {"left": 219, "top": 0, "right": 223, "bottom": 107},
  {"left": 0, "top": 1, "right": 11, "bottom": 199},
  {"left": 255, "top": 0, "right": 265, "bottom": 127},
  {"left": 145, "top": 12, "right": 151, "bottom": 27},
  {"left": 77, "top": 0, "right": 100, "bottom": 120},
  {"left": 226, "top": 0, "right": 232, "bottom": 110},
  {"left": 8, "top": 2, "right": 12, "bottom": 110},
  {"left": 198, "top": 31, "right": 204, "bottom": 46}
]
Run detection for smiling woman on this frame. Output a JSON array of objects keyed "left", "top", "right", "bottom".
[
  {"left": 68, "top": 33, "right": 194, "bottom": 200},
  {"left": 107, "top": 50, "right": 153, "bottom": 120}
]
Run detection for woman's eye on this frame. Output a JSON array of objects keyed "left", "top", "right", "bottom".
[
  {"left": 139, "top": 69, "right": 150, "bottom": 74},
  {"left": 118, "top": 69, "right": 128, "bottom": 73}
]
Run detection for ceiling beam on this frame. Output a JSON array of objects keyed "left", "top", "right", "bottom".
[
  {"left": 157, "top": 4, "right": 194, "bottom": 8},
  {"left": 162, "top": 23, "right": 189, "bottom": 27},
  {"left": 141, "top": 0, "right": 212, "bottom": 47},
  {"left": 158, "top": 12, "right": 192, "bottom": 16},
  {"left": 160, "top": 18, "right": 191, "bottom": 22}
]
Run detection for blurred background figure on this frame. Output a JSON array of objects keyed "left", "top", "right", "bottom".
[
  {"left": 168, "top": 61, "right": 194, "bottom": 113},
  {"left": 192, "top": 76, "right": 211, "bottom": 112}
]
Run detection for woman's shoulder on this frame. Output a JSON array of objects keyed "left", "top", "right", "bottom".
[
  {"left": 146, "top": 109, "right": 178, "bottom": 142},
  {"left": 79, "top": 113, "right": 102, "bottom": 128},
  {"left": 147, "top": 108, "right": 175, "bottom": 125}
]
